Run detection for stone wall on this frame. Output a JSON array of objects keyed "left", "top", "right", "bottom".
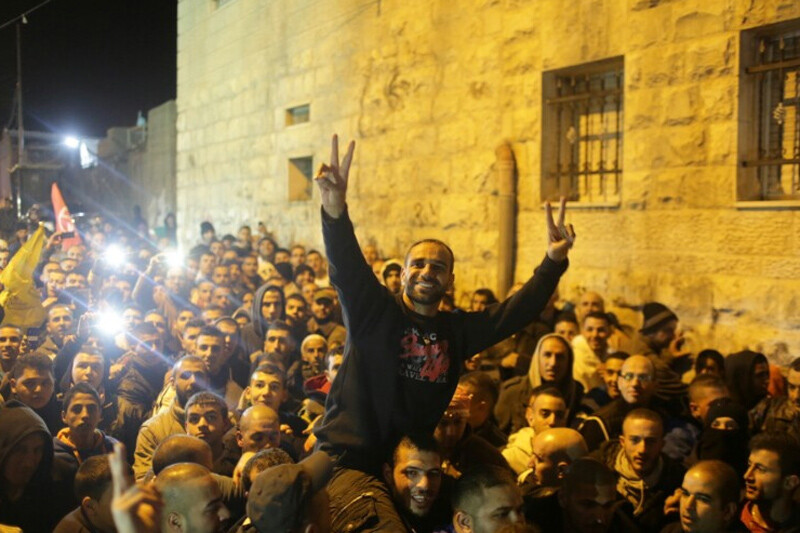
[{"left": 177, "top": 0, "right": 800, "bottom": 361}]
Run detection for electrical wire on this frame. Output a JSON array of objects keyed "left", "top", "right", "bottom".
[{"left": 0, "top": 0, "right": 57, "bottom": 32}]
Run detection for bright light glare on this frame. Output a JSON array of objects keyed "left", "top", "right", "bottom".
[
  {"left": 64, "top": 136, "right": 80, "bottom": 149},
  {"left": 104, "top": 244, "right": 126, "bottom": 267},
  {"left": 165, "top": 250, "right": 184, "bottom": 269},
  {"left": 96, "top": 311, "right": 123, "bottom": 336}
]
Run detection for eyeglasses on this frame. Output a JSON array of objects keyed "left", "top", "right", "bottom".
[{"left": 619, "top": 372, "right": 653, "bottom": 383}]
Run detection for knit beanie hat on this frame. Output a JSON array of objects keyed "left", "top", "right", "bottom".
[
  {"left": 200, "top": 221, "right": 215, "bottom": 235},
  {"left": 704, "top": 398, "right": 748, "bottom": 430},
  {"left": 640, "top": 302, "right": 678, "bottom": 333}
]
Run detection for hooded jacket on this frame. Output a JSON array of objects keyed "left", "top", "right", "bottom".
[
  {"left": 494, "top": 333, "right": 584, "bottom": 434},
  {"left": 725, "top": 350, "right": 769, "bottom": 410},
  {"left": 240, "top": 283, "right": 286, "bottom": 357},
  {"left": 0, "top": 400, "right": 70, "bottom": 531}
]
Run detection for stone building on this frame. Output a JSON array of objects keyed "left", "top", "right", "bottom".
[{"left": 176, "top": 0, "right": 800, "bottom": 360}]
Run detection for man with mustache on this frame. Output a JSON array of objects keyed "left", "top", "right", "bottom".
[
  {"left": 0, "top": 324, "right": 22, "bottom": 380},
  {"left": 314, "top": 134, "right": 575, "bottom": 530}
]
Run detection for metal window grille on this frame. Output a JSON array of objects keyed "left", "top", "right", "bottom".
[
  {"left": 743, "top": 27, "right": 800, "bottom": 200},
  {"left": 545, "top": 62, "right": 624, "bottom": 203}
]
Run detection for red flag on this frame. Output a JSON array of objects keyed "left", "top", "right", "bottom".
[{"left": 51, "top": 183, "right": 82, "bottom": 250}]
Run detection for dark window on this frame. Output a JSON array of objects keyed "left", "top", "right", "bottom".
[{"left": 286, "top": 104, "right": 310, "bottom": 126}]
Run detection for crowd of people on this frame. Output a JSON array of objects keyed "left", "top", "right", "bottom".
[{"left": 0, "top": 135, "right": 798, "bottom": 533}]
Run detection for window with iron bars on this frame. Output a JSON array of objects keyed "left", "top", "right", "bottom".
[
  {"left": 541, "top": 57, "right": 624, "bottom": 205},
  {"left": 739, "top": 19, "right": 800, "bottom": 203}
]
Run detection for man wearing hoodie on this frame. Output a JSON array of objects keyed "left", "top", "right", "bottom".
[
  {"left": 314, "top": 135, "right": 574, "bottom": 530},
  {"left": 725, "top": 350, "right": 771, "bottom": 413},
  {"left": 240, "top": 283, "right": 285, "bottom": 357},
  {"left": 495, "top": 333, "right": 584, "bottom": 435},
  {"left": 0, "top": 401, "right": 71, "bottom": 531},
  {"left": 749, "top": 357, "right": 800, "bottom": 442}
]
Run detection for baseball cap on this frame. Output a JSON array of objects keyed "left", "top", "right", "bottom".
[
  {"left": 247, "top": 451, "right": 333, "bottom": 532},
  {"left": 313, "top": 287, "right": 336, "bottom": 303}
]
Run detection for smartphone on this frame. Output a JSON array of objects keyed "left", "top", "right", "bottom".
[{"left": 61, "top": 231, "right": 75, "bottom": 239}]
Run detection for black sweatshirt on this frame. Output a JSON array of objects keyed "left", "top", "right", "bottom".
[{"left": 314, "top": 207, "right": 567, "bottom": 473}]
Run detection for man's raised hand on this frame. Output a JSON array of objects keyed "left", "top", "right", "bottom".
[
  {"left": 109, "top": 443, "right": 162, "bottom": 533},
  {"left": 315, "top": 134, "right": 355, "bottom": 219},
  {"left": 545, "top": 197, "right": 576, "bottom": 262}
]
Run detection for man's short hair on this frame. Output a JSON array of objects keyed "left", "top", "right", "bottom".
[
  {"left": 405, "top": 239, "right": 455, "bottom": 273},
  {"left": 242, "top": 448, "right": 294, "bottom": 492},
  {"left": 184, "top": 318, "right": 206, "bottom": 331},
  {"left": 623, "top": 408, "right": 664, "bottom": 433},
  {"left": 528, "top": 385, "right": 565, "bottom": 406},
  {"left": 48, "top": 303, "right": 73, "bottom": 318},
  {"left": 473, "top": 288, "right": 498, "bottom": 305},
  {"left": 172, "top": 354, "right": 206, "bottom": 376},
  {"left": 689, "top": 460, "right": 741, "bottom": 507},
  {"left": 606, "top": 351, "right": 630, "bottom": 363},
  {"left": 267, "top": 320, "right": 291, "bottom": 334},
  {"left": 11, "top": 353, "right": 54, "bottom": 379},
  {"left": 561, "top": 457, "right": 616, "bottom": 497},
  {"left": 62, "top": 382, "right": 102, "bottom": 411},
  {"left": 251, "top": 363, "right": 287, "bottom": 387},
  {"left": 458, "top": 371, "right": 500, "bottom": 407},
  {"left": 452, "top": 464, "right": 517, "bottom": 512},
  {"left": 749, "top": 432, "right": 800, "bottom": 477},
  {"left": 695, "top": 349, "right": 725, "bottom": 374},
  {"left": 132, "top": 322, "right": 160, "bottom": 338},
  {"left": 152, "top": 435, "right": 213, "bottom": 475},
  {"left": 554, "top": 311, "right": 578, "bottom": 326},
  {"left": 185, "top": 391, "right": 228, "bottom": 419},
  {"left": 74, "top": 455, "right": 115, "bottom": 502},
  {"left": 0, "top": 324, "right": 22, "bottom": 334},
  {"left": 388, "top": 433, "right": 441, "bottom": 467},
  {"left": 196, "top": 325, "right": 224, "bottom": 340},
  {"left": 286, "top": 293, "right": 306, "bottom": 305},
  {"left": 688, "top": 373, "right": 727, "bottom": 402},
  {"left": 582, "top": 311, "right": 610, "bottom": 325}
]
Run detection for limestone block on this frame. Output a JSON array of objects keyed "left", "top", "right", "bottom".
[
  {"left": 685, "top": 36, "right": 735, "bottom": 81},
  {"left": 714, "top": 210, "right": 794, "bottom": 256},
  {"left": 626, "top": 88, "right": 661, "bottom": 130},
  {"left": 706, "top": 122, "right": 736, "bottom": 165},
  {"left": 663, "top": 86, "right": 700, "bottom": 126},
  {"left": 627, "top": 6, "right": 671, "bottom": 50}
]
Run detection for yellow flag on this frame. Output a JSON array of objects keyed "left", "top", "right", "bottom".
[{"left": 0, "top": 225, "right": 47, "bottom": 328}]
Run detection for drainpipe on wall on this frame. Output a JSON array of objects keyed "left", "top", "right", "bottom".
[{"left": 496, "top": 142, "right": 516, "bottom": 299}]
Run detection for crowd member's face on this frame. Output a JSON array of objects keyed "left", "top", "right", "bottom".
[
  {"left": 620, "top": 417, "right": 663, "bottom": 477},
  {"left": 197, "top": 282, "right": 214, "bottom": 307},
  {"left": 0, "top": 250, "right": 9, "bottom": 270},
  {"left": 307, "top": 252, "right": 323, "bottom": 273},
  {"left": 787, "top": 369, "right": 800, "bottom": 413},
  {"left": 211, "top": 266, "right": 230, "bottom": 287},
  {"left": 583, "top": 317, "right": 610, "bottom": 355},
  {"left": 12, "top": 368, "right": 55, "bottom": 409},
  {"left": 199, "top": 253, "right": 216, "bottom": 276},
  {"left": 209, "top": 241, "right": 223, "bottom": 259},
  {"left": 648, "top": 319, "right": 678, "bottom": 351},
  {"left": 325, "top": 354, "right": 343, "bottom": 383},
  {"left": 601, "top": 358, "right": 624, "bottom": 399},
  {"left": 122, "top": 308, "right": 142, "bottom": 331},
  {"left": 698, "top": 358, "right": 722, "bottom": 377},
  {"left": 67, "top": 245, "right": 85, "bottom": 263},
  {"left": 554, "top": 320, "right": 579, "bottom": 342},
  {"left": 248, "top": 371, "right": 286, "bottom": 411},
  {"left": 434, "top": 412, "right": 468, "bottom": 451},
  {"left": 164, "top": 267, "right": 183, "bottom": 294},
  {"left": 751, "top": 362, "right": 771, "bottom": 399},
  {"left": 301, "top": 283, "right": 317, "bottom": 306},
  {"left": 66, "top": 272, "right": 87, "bottom": 289},
  {"left": 1, "top": 433, "right": 46, "bottom": 491},
  {"left": 258, "top": 239, "right": 274, "bottom": 259},
  {"left": 195, "top": 335, "right": 227, "bottom": 376},
  {"left": 311, "top": 298, "right": 334, "bottom": 322},
  {"left": 744, "top": 449, "right": 785, "bottom": 502},
  {"left": 144, "top": 313, "right": 168, "bottom": 339},
  {"left": 618, "top": 356, "right": 656, "bottom": 406},
  {"left": 47, "top": 306, "right": 74, "bottom": 343},
  {"left": 274, "top": 250, "right": 290, "bottom": 264},
  {"left": 228, "top": 263, "right": 241, "bottom": 282},
  {"left": 261, "top": 290, "right": 283, "bottom": 322},
  {"left": 577, "top": 292, "right": 604, "bottom": 323},
  {"left": 385, "top": 446, "right": 442, "bottom": 518},
  {"left": 63, "top": 393, "right": 102, "bottom": 435},
  {"left": 174, "top": 474, "right": 230, "bottom": 533},
  {"left": 202, "top": 308, "right": 224, "bottom": 325},
  {"left": 216, "top": 321, "right": 239, "bottom": 358},
  {"left": 135, "top": 333, "right": 164, "bottom": 366},
  {"left": 241, "top": 256, "right": 257, "bottom": 278},
  {"left": 72, "top": 353, "right": 104, "bottom": 389},
  {"left": 363, "top": 244, "right": 379, "bottom": 265},
  {"left": 456, "top": 484, "right": 524, "bottom": 533},
  {"left": 174, "top": 360, "right": 208, "bottom": 406},
  {"left": 212, "top": 287, "right": 232, "bottom": 310},
  {"left": 538, "top": 337, "right": 569, "bottom": 383},
  {"left": 0, "top": 326, "right": 22, "bottom": 371},
  {"left": 470, "top": 293, "right": 490, "bottom": 313},
  {"left": 294, "top": 269, "right": 314, "bottom": 287},
  {"left": 679, "top": 468, "right": 736, "bottom": 533},
  {"left": 182, "top": 326, "right": 202, "bottom": 354},
  {"left": 525, "top": 394, "right": 567, "bottom": 433},
  {"left": 559, "top": 482, "right": 617, "bottom": 533},
  {"left": 384, "top": 269, "right": 402, "bottom": 294},
  {"left": 709, "top": 417, "right": 739, "bottom": 431},
  {"left": 237, "top": 415, "right": 280, "bottom": 453},
  {"left": 290, "top": 247, "right": 306, "bottom": 267},
  {"left": 60, "top": 258, "right": 78, "bottom": 273},
  {"left": 47, "top": 271, "right": 66, "bottom": 297},
  {"left": 689, "top": 386, "right": 729, "bottom": 424},
  {"left": 264, "top": 329, "right": 293, "bottom": 357},
  {"left": 402, "top": 242, "right": 453, "bottom": 307},
  {"left": 285, "top": 298, "right": 308, "bottom": 327},
  {"left": 186, "top": 404, "right": 228, "bottom": 449},
  {"left": 302, "top": 337, "right": 327, "bottom": 367}
]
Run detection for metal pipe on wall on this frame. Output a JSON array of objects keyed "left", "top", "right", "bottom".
[{"left": 495, "top": 142, "right": 516, "bottom": 299}]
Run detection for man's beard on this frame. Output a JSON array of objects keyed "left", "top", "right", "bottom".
[{"left": 405, "top": 280, "right": 446, "bottom": 306}]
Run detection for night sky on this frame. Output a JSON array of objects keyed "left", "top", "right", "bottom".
[{"left": 0, "top": 0, "right": 176, "bottom": 139}]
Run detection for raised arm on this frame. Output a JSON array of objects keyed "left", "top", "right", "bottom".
[{"left": 315, "top": 134, "right": 355, "bottom": 219}]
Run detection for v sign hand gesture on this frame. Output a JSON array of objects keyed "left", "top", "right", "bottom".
[
  {"left": 545, "top": 197, "right": 576, "bottom": 262},
  {"left": 315, "top": 134, "right": 355, "bottom": 219}
]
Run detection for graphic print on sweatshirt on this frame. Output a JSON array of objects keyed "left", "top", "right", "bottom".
[{"left": 398, "top": 326, "right": 450, "bottom": 383}]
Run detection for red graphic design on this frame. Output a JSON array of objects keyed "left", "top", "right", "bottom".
[
  {"left": 399, "top": 327, "right": 450, "bottom": 383},
  {"left": 51, "top": 183, "right": 82, "bottom": 250}
]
